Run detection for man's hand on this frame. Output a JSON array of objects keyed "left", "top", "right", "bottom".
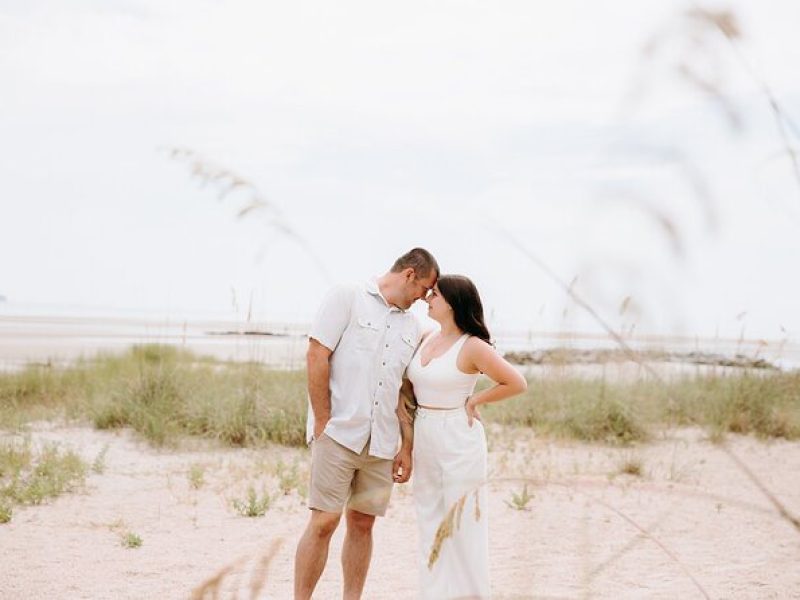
[
  {"left": 392, "top": 446, "right": 413, "bottom": 483},
  {"left": 313, "top": 417, "right": 329, "bottom": 441}
]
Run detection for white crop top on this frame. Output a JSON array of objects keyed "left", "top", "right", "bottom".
[{"left": 406, "top": 333, "right": 480, "bottom": 409}]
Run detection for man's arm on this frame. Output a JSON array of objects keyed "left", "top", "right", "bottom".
[
  {"left": 305, "top": 284, "right": 353, "bottom": 440},
  {"left": 307, "top": 338, "right": 334, "bottom": 440},
  {"left": 393, "top": 378, "right": 416, "bottom": 483}
]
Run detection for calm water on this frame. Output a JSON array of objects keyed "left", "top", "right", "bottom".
[{"left": 1, "top": 302, "right": 798, "bottom": 372}]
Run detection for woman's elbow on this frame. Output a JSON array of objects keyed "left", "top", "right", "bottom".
[{"left": 513, "top": 372, "right": 528, "bottom": 395}]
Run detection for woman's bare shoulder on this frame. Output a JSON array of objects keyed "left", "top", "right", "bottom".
[
  {"left": 464, "top": 335, "right": 493, "bottom": 353},
  {"left": 460, "top": 335, "right": 495, "bottom": 371}
]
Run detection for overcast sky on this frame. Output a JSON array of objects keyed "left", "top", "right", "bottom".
[{"left": 2, "top": 0, "right": 799, "bottom": 340}]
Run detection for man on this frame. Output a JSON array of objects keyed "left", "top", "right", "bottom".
[{"left": 294, "top": 248, "right": 439, "bottom": 600}]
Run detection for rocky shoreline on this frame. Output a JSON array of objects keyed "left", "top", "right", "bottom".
[{"left": 503, "top": 348, "right": 779, "bottom": 370}]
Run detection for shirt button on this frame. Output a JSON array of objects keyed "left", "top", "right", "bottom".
[
  {"left": 378, "top": 382, "right": 383, "bottom": 386},
  {"left": 374, "top": 401, "right": 378, "bottom": 405},
  {"left": 387, "top": 324, "right": 391, "bottom": 328},
  {"left": 382, "top": 361, "right": 386, "bottom": 366},
  {"left": 385, "top": 344, "right": 389, "bottom": 348}
]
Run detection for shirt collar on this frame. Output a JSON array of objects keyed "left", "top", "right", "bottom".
[{"left": 366, "top": 277, "right": 405, "bottom": 312}]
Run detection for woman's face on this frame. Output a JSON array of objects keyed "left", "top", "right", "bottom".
[{"left": 425, "top": 285, "right": 451, "bottom": 322}]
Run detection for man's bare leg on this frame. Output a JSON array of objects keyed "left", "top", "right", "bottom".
[
  {"left": 294, "top": 509, "right": 341, "bottom": 600},
  {"left": 341, "top": 509, "right": 376, "bottom": 600}
]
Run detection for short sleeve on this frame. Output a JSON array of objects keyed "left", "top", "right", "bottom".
[{"left": 308, "top": 284, "right": 355, "bottom": 352}]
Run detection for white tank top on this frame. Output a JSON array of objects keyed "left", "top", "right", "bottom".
[{"left": 406, "top": 333, "right": 480, "bottom": 409}]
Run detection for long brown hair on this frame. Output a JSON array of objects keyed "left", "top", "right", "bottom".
[{"left": 437, "top": 275, "right": 491, "bottom": 344}]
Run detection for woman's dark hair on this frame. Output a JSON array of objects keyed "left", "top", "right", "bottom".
[{"left": 437, "top": 274, "right": 492, "bottom": 345}]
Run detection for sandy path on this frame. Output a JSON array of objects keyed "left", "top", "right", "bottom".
[{"left": 1, "top": 423, "right": 799, "bottom": 599}]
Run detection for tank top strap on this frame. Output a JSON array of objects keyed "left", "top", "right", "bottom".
[{"left": 450, "top": 333, "right": 470, "bottom": 358}]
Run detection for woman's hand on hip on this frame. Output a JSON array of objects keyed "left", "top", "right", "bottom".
[{"left": 465, "top": 395, "right": 482, "bottom": 427}]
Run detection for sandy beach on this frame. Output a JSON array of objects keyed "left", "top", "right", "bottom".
[
  {"left": 2, "top": 313, "right": 799, "bottom": 598},
  {"left": 1, "top": 422, "right": 799, "bottom": 599},
  {"left": 6, "top": 0, "right": 800, "bottom": 596}
]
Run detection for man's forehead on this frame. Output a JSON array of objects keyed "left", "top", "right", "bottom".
[{"left": 422, "top": 274, "right": 438, "bottom": 287}]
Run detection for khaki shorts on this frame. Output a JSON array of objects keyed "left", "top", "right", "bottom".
[{"left": 309, "top": 434, "right": 394, "bottom": 516}]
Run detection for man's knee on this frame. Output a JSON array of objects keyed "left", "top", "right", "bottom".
[
  {"left": 346, "top": 509, "right": 376, "bottom": 535},
  {"left": 308, "top": 510, "right": 342, "bottom": 539}
]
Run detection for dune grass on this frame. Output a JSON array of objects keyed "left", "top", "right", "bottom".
[
  {"left": 480, "top": 370, "right": 800, "bottom": 444},
  {"left": 1, "top": 345, "right": 798, "bottom": 448},
  {"left": 0, "top": 439, "right": 88, "bottom": 522},
  {"left": 0, "top": 345, "right": 307, "bottom": 448}
]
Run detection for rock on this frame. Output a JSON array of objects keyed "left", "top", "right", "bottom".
[{"left": 503, "top": 347, "right": 778, "bottom": 370}]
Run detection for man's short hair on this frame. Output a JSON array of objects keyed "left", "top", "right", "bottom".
[{"left": 390, "top": 248, "right": 440, "bottom": 279}]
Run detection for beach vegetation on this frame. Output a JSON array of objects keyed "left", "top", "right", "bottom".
[
  {"left": 1, "top": 346, "right": 799, "bottom": 449},
  {"left": 92, "top": 443, "right": 109, "bottom": 474},
  {"left": 231, "top": 485, "right": 272, "bottom": 517},
  {"left": 188, "top": 463, "right": 206, "bottom": 490},
  {"left": 121, "top": 531, "right": 143, "bottom": 548},
  {"left": 617, "top": 455, "right": 645, "bottom": 477},
  {"left": 0, "top": 439, "right": 87, "bottom": 522},
  {"left": 275, "top": 458, "right": 307, "bottom": 497},
  {"left": 504, "top": 484, "right": 534, "bottom": 511}
]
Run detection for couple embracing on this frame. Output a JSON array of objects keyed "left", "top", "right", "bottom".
[{"left": 294, "top": 248, "right": 527, "bottom": 599}]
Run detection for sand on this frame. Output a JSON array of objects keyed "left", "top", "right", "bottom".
[{"left": 1, "top": 422, "right": 799, "bottom": 599}]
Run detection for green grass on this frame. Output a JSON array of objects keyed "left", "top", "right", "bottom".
[
  {"left": 1, "top": 345, "right": 799, "bottom": 448},
  {"left": 92, "top": 444, "right": 109, "bottom": 474},
  {"left": 481, "top": 370, "right": 800, "bottom": 444},
  {"left": 504, "top": 484, "right": 534, "bottom": 511},
  {"left": 231, "top": 485, "right": 272, "bottom": 517},
  {"left": 188, "top": 463, "right": 206, "bottom": 490},
  {"left": 0, "top": 439, "right": 88, "bottom": 521},
  {"left": 480, "top": 377, "right": 652, "bottom": 445},
  {"left": 121, "top": 531, "right": 143, "bottom": 548},
  {"left": 0, "top": 345, "right": 307, "bottom": 448},
  {"left": 0, "top": 500, "right": 11, "bottom": 523},
  {"left": 669, "top": 372, "right": 800, "bottom": 440},
  {"left": 275, "top": 458, "right": 307, "bottom": 497}
]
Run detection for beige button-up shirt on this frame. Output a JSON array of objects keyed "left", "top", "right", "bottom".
[{"left": 306, "top": 279, "right": 422, "bottom": 460}]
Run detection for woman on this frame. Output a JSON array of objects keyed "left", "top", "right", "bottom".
[{"left": 403, "top": 274, "right": 528, "bottom": 599}]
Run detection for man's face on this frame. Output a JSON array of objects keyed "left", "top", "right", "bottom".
[{"left": 399, "top": 269, "right": 437, "bottom": 309}]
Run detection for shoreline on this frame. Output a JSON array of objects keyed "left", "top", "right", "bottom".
[{"left": 2, "top": 312, "right": 799, "bottom": 373}]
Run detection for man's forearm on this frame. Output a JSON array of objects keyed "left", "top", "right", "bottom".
[{"left": 307, "top": 353, "right": 331, "bottom": 425}]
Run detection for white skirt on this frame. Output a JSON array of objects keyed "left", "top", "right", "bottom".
[{"left": 413, "top": 406, "right": 490, "bottom": 600}]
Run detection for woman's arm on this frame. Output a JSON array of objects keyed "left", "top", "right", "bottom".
[
  {"left": 461, "top": 337, "right": 528, "bottom": 425},
  {"left": 396, "top": 377, "right": 417, "bottom": 428}
]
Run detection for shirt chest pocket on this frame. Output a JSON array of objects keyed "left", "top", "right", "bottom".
[{"left": 354, "top": 317, "right": 381, "bottom": 352}]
